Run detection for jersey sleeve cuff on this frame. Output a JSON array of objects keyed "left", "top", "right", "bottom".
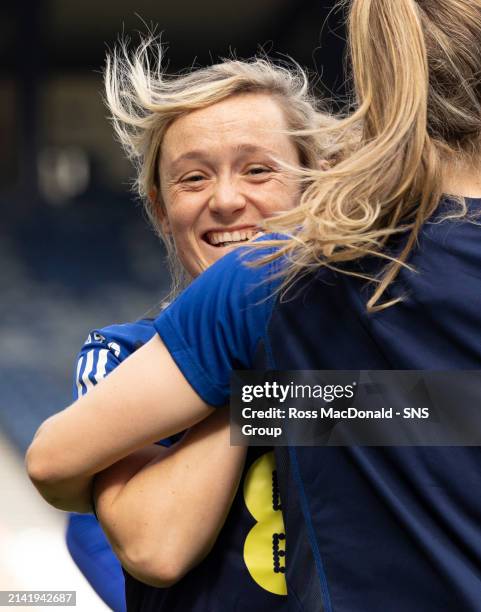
[{"left": 154, "top": 310, "right": 227, "bottom": 407}]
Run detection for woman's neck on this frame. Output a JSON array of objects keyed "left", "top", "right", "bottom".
[{"left": 442, "top": 157, "right": 481, "bottom": 198}]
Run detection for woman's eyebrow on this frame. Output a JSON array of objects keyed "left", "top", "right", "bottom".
[
  {"left": 169, "top": 150, "right": 208, "bottom": 173},
  {"left": 233, "top": 144, "right": 277, "bottom": 157},
  {"left": 168, "top": 144, "right": 278, "bottom": 174}
]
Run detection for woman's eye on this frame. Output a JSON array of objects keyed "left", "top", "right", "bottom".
[
  {"left": 247, "top": 166, "right": 271, "bottom": 176},
  {"left": 183, "top": 174, "right": 206, "bottom": 183}
]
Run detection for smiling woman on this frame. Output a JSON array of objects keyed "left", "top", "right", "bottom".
[
  {"left": 105, "top": 43, "right": 340, "bottom": 292},
  {"left": 26, "top": 1, "right": 481, "bottom": 610},
  {"left": 158, "top": 93, "right": 301, "bottom": 276},
  {"left": 34, "top": 39, "right": 344, "bottom": 612}
]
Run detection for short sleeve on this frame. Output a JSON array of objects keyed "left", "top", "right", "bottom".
[
  {"left": 73, "top": 331, "right": 122, "bottom": 400},
  {"left": 154, "top": 243, "right": 281, "bottom": 407}
]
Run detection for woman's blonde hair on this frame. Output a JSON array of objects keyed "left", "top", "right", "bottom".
[
  {"left": 104, "top": 39, "right": 341, "bottom": 292},
  {"left": 262, "top": 0, "right": 481, "bottom": 311}
]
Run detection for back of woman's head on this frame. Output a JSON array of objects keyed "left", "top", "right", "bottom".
[
  {"left": 265, "top": 0, "right": 481, "bottom": 311},
  {"left": 351, "top": 0, "right": 481, "bottom": 156},
  {"left": 420, "top": 0, "right": 481, "bottom": 154}
]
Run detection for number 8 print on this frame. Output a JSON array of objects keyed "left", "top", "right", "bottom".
[{"left": 242, "top": 451, "right": 287, "bottom": 596}]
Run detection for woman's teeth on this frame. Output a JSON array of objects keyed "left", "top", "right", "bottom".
[{"left": 205, "top": 229, "right": 257, "bottom": 247}]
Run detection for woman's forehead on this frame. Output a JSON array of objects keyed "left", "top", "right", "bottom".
[{"left": 160, "top": 93, "right": 295, "bottom": 166}]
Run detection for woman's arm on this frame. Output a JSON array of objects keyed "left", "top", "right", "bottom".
[
  {"left": 26, "top": 336, "right": 214, "bottom": 511},
  {"left": 94, "top": 409, "right": 246, "bottom": 587}
]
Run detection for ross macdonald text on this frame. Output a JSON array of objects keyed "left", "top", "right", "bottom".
[{"left": 240, "top": 407, "right": 430, "bottom": 420}]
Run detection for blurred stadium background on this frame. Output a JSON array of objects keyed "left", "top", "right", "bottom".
[{"left": 0, "top": 1, "right": 345, "bottom": 608}]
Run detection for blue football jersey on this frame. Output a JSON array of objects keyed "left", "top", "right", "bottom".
[
  {"left": 69, "top": 319, "right": 289, "bottom": 611},
  {"left": 154, "top": 197, "right": 481, "bottom": 612}
]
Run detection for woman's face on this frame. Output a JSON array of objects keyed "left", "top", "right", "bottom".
[{"left": 158, "top": 92, "right": 301, "bottom": 277}]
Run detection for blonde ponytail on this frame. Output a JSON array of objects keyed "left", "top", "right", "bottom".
[{"left": 261, "top": 0, "right": 480, "bottom": 311}]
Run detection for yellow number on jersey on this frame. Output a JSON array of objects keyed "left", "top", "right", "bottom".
[{"left": 243, "top": 451, "right": 287, "bottom": 596}]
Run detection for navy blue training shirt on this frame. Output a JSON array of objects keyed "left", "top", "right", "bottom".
[
  {"left": 71, "top": 320, "right": 288, "bottom": 612},
  {"left": 155, "top": 197, "right": 481, "bottom": 612}
]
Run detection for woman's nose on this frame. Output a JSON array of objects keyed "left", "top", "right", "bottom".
[{"left": 208, "top": 176, "right": 246, "bottom": 216}]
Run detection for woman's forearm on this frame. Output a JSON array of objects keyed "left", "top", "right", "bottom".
[
  {"left": 94, "top": 410, "right": 246, "bottom": 587},
  {"left": 26, "top": 336, "right": 214, "bottom": 510}
]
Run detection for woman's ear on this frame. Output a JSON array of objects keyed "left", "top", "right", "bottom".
[
  {"left": 318, "top": 159, "right": 331, "bottom": 171},
  {"left": 149, "top": 188, "right": 171, "bottom": 235}
]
